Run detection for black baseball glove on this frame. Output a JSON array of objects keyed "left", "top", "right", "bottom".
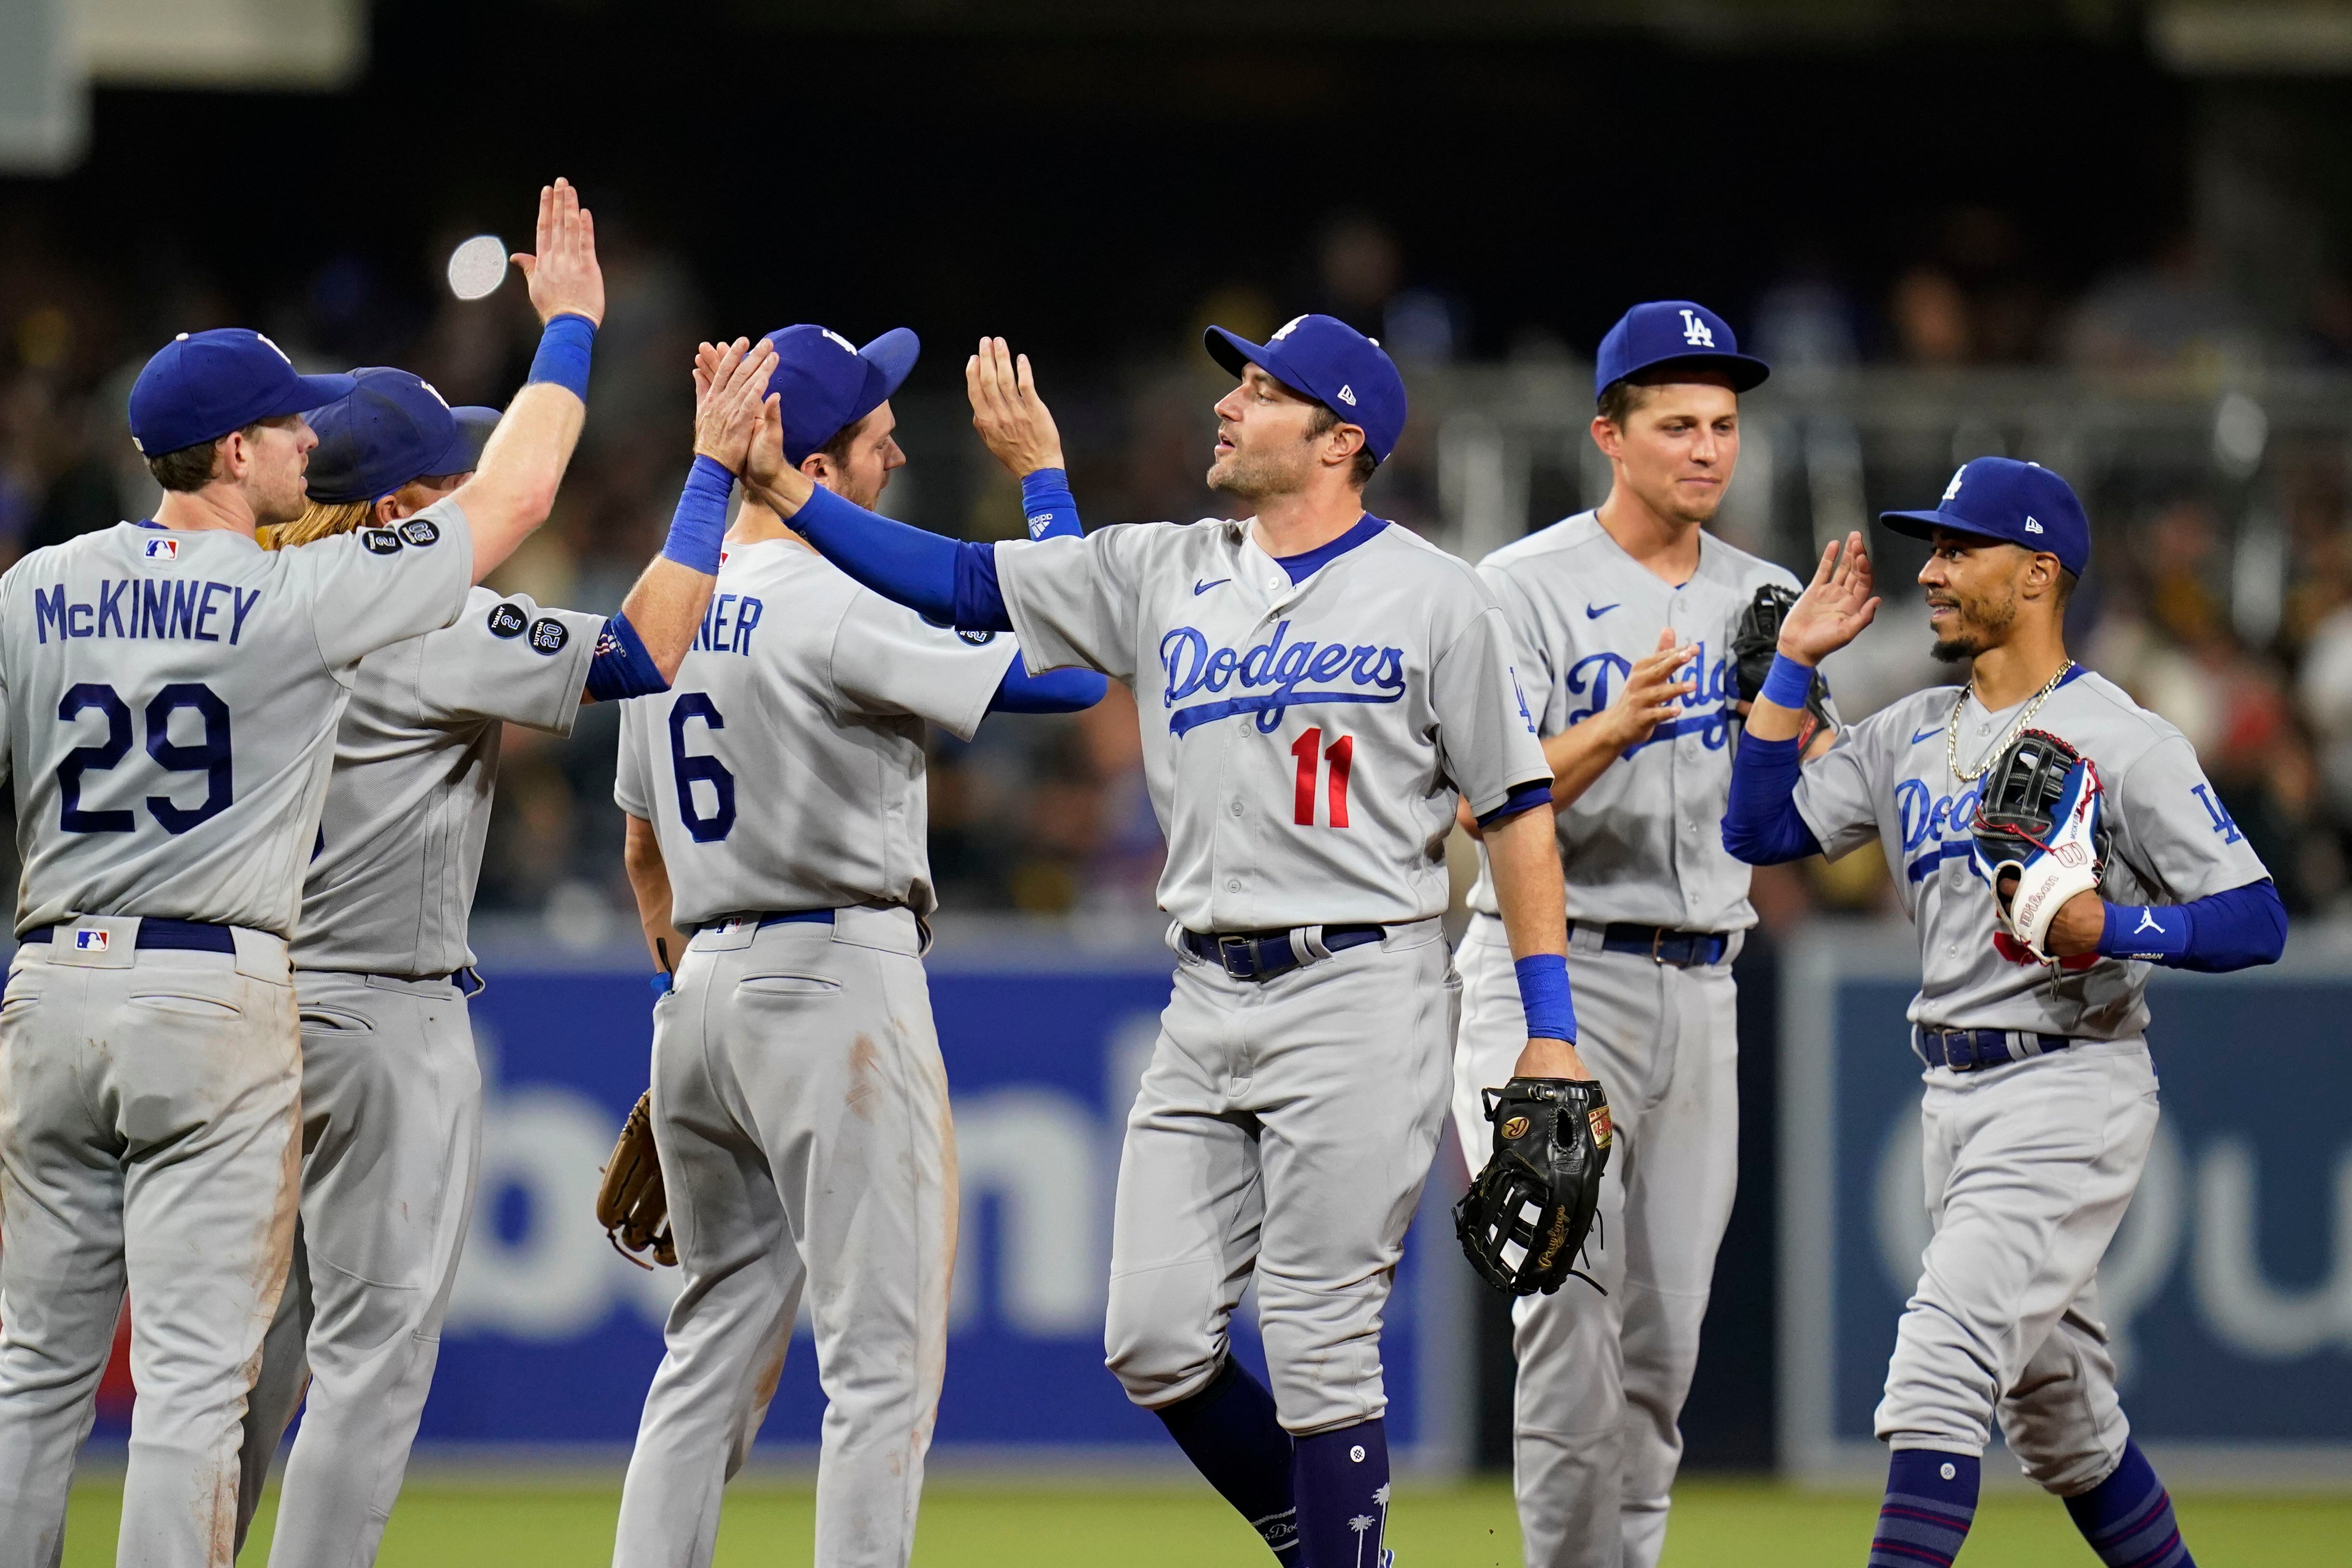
[
  {"left": 1731, "top": 584, "right": 1834, "bottom": 747},
  {"left": 1454, "top": 1077, "right": 1612, "bottom": 1296},
  {"left": 1968, "top": 727, "right": 2109, "bottom": 963}
]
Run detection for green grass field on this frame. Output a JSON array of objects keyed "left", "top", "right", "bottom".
[{"left": 59, "top": 1477, "right": 2352, "bottom": 1566}]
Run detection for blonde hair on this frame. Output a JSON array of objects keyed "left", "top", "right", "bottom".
[{"left": 260, "top": 498, "right": 374, "bottom": 552}]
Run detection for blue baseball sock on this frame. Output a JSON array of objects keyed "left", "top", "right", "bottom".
[
  {"left": 1293, "top": 1418, "right": 1390, "bottom": 1568},
  {"left": 2064, "top": 1441, "right": 2193, "bottom": 1568},
  {"left": 1869, "top": 1449, "right": 1979, "bottom": 1567},
  {"left": 1152, "top": 1359, "right": 1298, "bottom": 1561}
]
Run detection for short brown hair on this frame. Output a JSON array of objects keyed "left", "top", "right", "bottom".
[
  {"left": 814, "top": 413, "right": 866, "bottom": 469},
  {"left": 1595, "top": 377, "right": 1657, "bottom": 428},
  {"left": 144, "top": 414, "right": 299, "bottom": 494},
  {"left": 1306, "top": 404, "right": 1380, "bottom": 487}
]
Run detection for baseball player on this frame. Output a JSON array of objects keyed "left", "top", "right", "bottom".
[
  {"left": 0, "top": 177, "right": 602, "bottom": 1568},
  {"left": 1452, "top": 300, "right": 1818, "bottom": 1568},
  {"left": 609, "top": 327, "right": 1103, "bottom": 1568},
  {"left": 1723, "top": 457, "right": 2287, "bottom": 1568},
  {"left": 742, "top": 314, "right": 1587, "bottom": 1568},
  {"left": 229, "top": 340, "right": 774, "bottom": 1563}
]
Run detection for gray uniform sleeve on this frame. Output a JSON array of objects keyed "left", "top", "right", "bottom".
[
  {"left": 614, "top": 697, "right": 652, "bottom": 820},
  {"left": 2106, "top": 732, "right": 2272, "bottom": 901},
  {"left": 993, "top": 525, "right": 1146, "bottom": 681},
  {"left": 414, "top": 589, "right": 601, "bottom": 734},
  {"left": 1791, "top": 710, "right": 1890, "bottom": 860},
  {"left": 1430, "top": 604, "right": 1552, "bottom": 817},
  {"left": 829, "top": 590, "right": 1020, "bottom": 744},
  {"left": 301, "top": 496, "right": 474, "bottom": 669},
  {"left": 1477, "top": 565, "right": 1556, "bottom": 726}
]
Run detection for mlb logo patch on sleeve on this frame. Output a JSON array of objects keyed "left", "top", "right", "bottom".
[
  {"left": 142, "top": 537, "right": 180, "bottom": 561},
  {"left": 73, "top": 928, "right": 109, "bottom": 953}
]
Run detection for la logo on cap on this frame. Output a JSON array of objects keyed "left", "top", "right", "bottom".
[
  {"left": 820, "top": 329, "right": 857, "bottom": 355},
  {"left": 1271, "top": 316, "right": 1305, "bottom": 340},
  {"left": 1678, "top": 309, "right": 1715, "bottom": 347},
  {"left": 1942, "top": 467, "right": 1966, "bottom": 502}
]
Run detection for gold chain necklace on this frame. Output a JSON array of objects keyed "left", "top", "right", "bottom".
[{"left": 1946, "top": 661, "right": 2075, "bottom": 783}]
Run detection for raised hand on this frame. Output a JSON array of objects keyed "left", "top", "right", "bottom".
[
  {"left": 1778, "top": 531, "right": 1880, "bottom": 665},
  {"left": 692, "top": 338, "right": 777, "bottom": 475},
  {"left": 512, "top": 177, "right": 605, "bottom": 328},
  {"left": 1605, "top": 627, "right": 1701, "bottom": 752},
  {"left": 966, "top": 337, "right": 1065, "bottom": 477}
]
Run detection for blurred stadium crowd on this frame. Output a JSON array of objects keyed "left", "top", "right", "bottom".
[{"left": 6, "top": 197, "right": 2352, "bottom": 937}]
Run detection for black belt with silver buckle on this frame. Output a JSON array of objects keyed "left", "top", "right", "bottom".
[
  {"left": 1595, "top": 922, "right": 1730, "bottom": 968},
  {"left": 1180, "top": 924, "right": 1384, "bottom": 982}
]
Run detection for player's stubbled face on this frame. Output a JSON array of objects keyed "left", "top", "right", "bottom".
[
  {"left": 820, "top": 403, "right": 906, "bottom": 511},
  {"left": 1612, "top": 377, "right": 1739, "bottom": 526},
  {"left": 1206, "top": 366, "right": 1321, "bottom": 500},
  {"left": 1921, "top": 530, "right": 2025, "bottom": 662},
  {"left": 246, "top": 415, "right": 318, "bottom": 527}
]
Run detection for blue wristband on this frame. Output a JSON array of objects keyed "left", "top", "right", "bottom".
[
  {"left": 1759, "top": 651, "right": 1815, "bottom": 710},
  {"left": 1514, "top": 953, "right": 1577, "bottom": 1044},
  {"left": 526, "top": 313, "right": 596, "bottom": 401},
  {"left": 662, "top": 455, "right": 733, "bottom": 575},
  {"left": 2098, "top": 901, "right": 2191, "bottom": 963},
  {"left": 585, "top": 612, "right": 669, "bottom": 703},
  {"left": 1019, "top": 467, "right": 1081, "bottom": 540}
]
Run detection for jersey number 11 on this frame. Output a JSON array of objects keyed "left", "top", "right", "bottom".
[{"left": 1290, "top": 726, "right": 1353, "bottom": 828}]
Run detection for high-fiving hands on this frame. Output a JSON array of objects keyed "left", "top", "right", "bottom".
[
  {"left": 1602, "top": 628, "right": 1701, "bottom": 753},
  {"left": 691, "top": 338, "right": 780, "bottom": 475},
  {"left": 967, "top": 338, "right": 1065, "bottom": 478},
  {"left": 1777, "top": 531, "right": 1880, "bottom": 665},
  {"left": 512, "top": 177, "right": 604, "bottom": 329}
]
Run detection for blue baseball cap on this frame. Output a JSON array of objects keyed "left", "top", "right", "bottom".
[
  {"left": 1203, "top": 314, "right": 1408, "bottom": 464},
  {"left": 761, "top": 325, "right": 920, "bottom": 466},
  {"left": 1881, "top": 457, "right": 2091, "bottom": 578},
  {"left": 306, "top": 369, "right": 499, "bottom": 505},
  {"left": 1593, "top": 301, "right": 1770, "bottom": 401},
  {"left": 128, "top": 328, "right": 356, "bottom": 457}
]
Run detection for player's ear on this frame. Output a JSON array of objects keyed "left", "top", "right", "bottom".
[
  {"left": 373, "top": 495, "right": 403, "bottom": 526},
  {"left": 799, "top": 450, "right": 833, "bottom": 492},
  {"left": 1589, "top": 415, "right": 1623, "bottom": 462}
]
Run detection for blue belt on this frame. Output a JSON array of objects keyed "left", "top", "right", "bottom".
[
  {"left": 19, "top": 917, "right": 235, "bottom": 954},
  {"left": 699, "top": 909, "right": 836, "bottom": 933},
  {"left": 1179, "top": 923, "right": 1384, "bottom": 982},
  {"left": 1594, "top": 922, "right": 1729, "bottom": 968},
  {"left": 1913, "top": 1026, "right": 2077, "bottom": 1073}
]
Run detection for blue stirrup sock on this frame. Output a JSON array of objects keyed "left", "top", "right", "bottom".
[
  {"left": 1152, "top": 1359, "right": 1299, "bottom": 1561},
  {"left": 2065, "top": 1441, "right": 2193, "bottom": 1568},
  {"left": 1869, "top": 1449, "right": 1979, "bottom": 1568},
  {"left": 1293, "top": 1418, "right": 1390, "bottom": 1568}
]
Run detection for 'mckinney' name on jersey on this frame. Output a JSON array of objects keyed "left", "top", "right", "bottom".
[
  {"left": 691, "top": 591, "right": 762, "bottom": 657},
  {"left": 33, "top": 580, "right": 265, "bottom": 646},
  {"left": 1563, "top": 639, "right": 1735, "bottom": 750},
  {"left": 1160, "top": 618, "right": 1406, "bottom": 736}
]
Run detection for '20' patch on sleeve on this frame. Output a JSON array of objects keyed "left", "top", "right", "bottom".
[{"left": 527, "top": 617, "right": 570, "bottom": 656}]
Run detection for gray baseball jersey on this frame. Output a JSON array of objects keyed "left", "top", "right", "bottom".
[
  {"left": 294, "top": 588, "right": 601, "bottom": 974},
  {"left": 0, "top": 507, "right": 473, "bottom": 936},
  {"left": 1793, "top": 667, "right": 2270, "bottom": 1037},
  {"left": 994, "top": 515, "right": 1550, "bottom": 931},
  {"left": 614, "top": 537, "right": 1016, "bottom": 925},
  {"left": 1466, "top": 511, "right": 1809, "bottom": 932}
]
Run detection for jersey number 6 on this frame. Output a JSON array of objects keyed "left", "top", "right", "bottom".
[
  {"left": 668, "top": 693, "right": 736, "bottom": 843},
  {"left": 55, "top": 681, "right": 234, "bottom": 835},
  {"left": 1290, "top": 726, "right": 1353, "bottom": 828}
]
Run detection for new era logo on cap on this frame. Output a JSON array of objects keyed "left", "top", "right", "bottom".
[
  {"left": 143, "top": 537, "right": 180, "bottom": 560},
  {"left": 1336, "top": 384, "right": 1357, "bottom": 406},
  {"left": 74, "top": 928, "right": 109, "bottom": 952},
  {"left": 2025, "top": 516, "right": 2044, "bottom": 534}
]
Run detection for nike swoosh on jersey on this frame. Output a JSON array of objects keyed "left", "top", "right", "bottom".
[
  {"left": 1193, "top": 578, "right": 1230, "bottom": 596},
  {"left": 1910, "top": 725, "right": 1943, "bottom": 745},
  {"left": 1585, "top": 602, "right": 1619, "bottom": 619}
]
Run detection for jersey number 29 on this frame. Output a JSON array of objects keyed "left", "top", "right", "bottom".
[
  {"left": 55, "top": 681, "right": 233, "bottom": 835},
  {"left": 1290, "top": 726, "right": 1353, "bottom": 828}
]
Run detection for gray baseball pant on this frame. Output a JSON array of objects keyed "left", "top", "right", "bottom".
[
  {"left": 1450, "top": 914, "right": 1740, "bottom": 1568},
  {"left": 0, "top": 922, "right": 299, "bottom": 1568},
  {"left": 1877, "top": 1040, "right": 2154, "bottom": 1494},
  {"left": 1104, "top": 917, "right": 1458, "bottom": 1435},
  {"left": 612, "top": 906, "right": 954, "bottom": 1568},
  {"left": 235, "top": 969, "right": 482, "bottom": 1566}
]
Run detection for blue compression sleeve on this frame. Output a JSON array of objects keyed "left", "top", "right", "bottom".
[
  {"left": 526, "top": 313, "right": 596, "bottom": 400},
  {"left": 1514, "top": 954, "right": 1577, "bottom": 1044},
  {"left": 790, "top": 485, "right": 1012, "bottom": 630},
  {"left": 1722, "top": 732, "right": 1824, "bottom": 864},
  {"left": 2099, "top": 877, "right": 2287, "bottom": 972},
  {"left": 662, "top": 456, "right": 732, "bottom": 575},
  {"left": 1478, "top": 779, "right": 1554, "bottom": 828},
  {"left": 585, "top": 613, "right": 668, "bottom": 703},
  {"left": 989, "top": 650, "right": 1107, "bottom": 714},
  {"left": 1019, "top": 468, "right": 1081, "bottom": 540}
]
